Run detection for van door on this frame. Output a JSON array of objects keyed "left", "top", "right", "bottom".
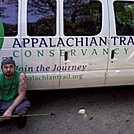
[
  {"left": 20, "top": 0, "right": 60, "bottom": 90},
  {"left": 106, "top": 0, "right": 134, "bottom": 85},
  {"left": 59, "top": 0, "right": 109, "bottom": 88},
  {"left": 0, "top": 0, "right": 22, "bottom": 71}
]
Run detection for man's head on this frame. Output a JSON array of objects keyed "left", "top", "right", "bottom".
[{"left": 1, "top": 57, "right": 16, "bottom": 79}]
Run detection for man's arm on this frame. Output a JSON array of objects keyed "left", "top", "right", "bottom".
[{"left": 2, "top": 73, "right": 27, "bottom": 120}]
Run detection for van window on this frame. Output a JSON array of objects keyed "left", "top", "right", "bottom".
[
  {"left": 64, "top": 0, "right": 102, "bottom": 36},
  {"left": 114, "top": 1, "right": 134, "bottom": 35},
  {"left": 0, "top": 0, "right": 18, "bottom": 36},
  {"left": 27, "top": 0, "right": 56, "bottom": 36}
]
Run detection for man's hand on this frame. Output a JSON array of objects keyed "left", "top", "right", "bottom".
[{"left": 1, "top": 108, "right": 12, "bottom": 121}]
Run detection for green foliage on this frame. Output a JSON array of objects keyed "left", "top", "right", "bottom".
[
  {"left": 114, "top": 2, "right": 134, "bottom": 35},
  {"left": 0, "top": 19, "right": 4, "bottom": 49},
  {"left": 115, "top": 2, "right": 134, "bottom": 25},
  {"left": 64, "top": 1, "right": 102, "bottom": 36}
]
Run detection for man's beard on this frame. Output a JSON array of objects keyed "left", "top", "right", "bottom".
[{"left": 5, "top": 71, "right": 14, "bottom": 77}]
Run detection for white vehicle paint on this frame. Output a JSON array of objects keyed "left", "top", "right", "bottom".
[{"left": 0, "top": 0, "right": 134, "bottom": 90}]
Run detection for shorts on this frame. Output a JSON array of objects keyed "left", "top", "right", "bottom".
[{"left": 0, "top": 99, "right": 31, "bottom": 115}]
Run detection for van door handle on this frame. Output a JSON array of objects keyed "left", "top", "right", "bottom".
[
  {"left": 111, "top": 48, "right": 119, "bottom": 63},
  {"left": 111, "top": 48, "right": 119, "bottom": 59},
  {"left": 64, "top": 51, "right": 72, "bottom": 63},
  {"left": 111, "top": 50, "right": 115, "bottom": 59},
  {"left": 64, "top": 51, "right": 68, "bottom": 61}
]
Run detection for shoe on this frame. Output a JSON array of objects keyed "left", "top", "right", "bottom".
[
  {"left": 17, "top": 115, "right": 27, "bottom": 129},
  {"left": 0, "top": 112, "right": 8, "bottom": 128},
  {"left": 0, "top": 120, "right": 9, "bottom": 128}
]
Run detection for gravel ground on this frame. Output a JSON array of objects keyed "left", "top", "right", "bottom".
[{"left": 1, "top": 86, "right": 134, "bottom": 134}]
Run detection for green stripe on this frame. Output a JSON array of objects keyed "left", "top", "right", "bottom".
[{"left": 0, "top": 19, "right": 4, "bottom": 50}]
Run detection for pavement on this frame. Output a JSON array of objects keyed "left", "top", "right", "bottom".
[{"left": 1, "top": 86, "right": 134, "bottom": 134}]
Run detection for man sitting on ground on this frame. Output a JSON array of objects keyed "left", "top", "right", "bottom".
[{"left": 0, "top": 57, "right": 30, "bottom": 128}]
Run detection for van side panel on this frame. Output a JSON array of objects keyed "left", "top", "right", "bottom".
[
  {"left": 0, "top": 0, "right": 23, "bottom": 73},
  {"left": 60, "top": 0, "right": 109, "bottom": 88},
  {"left": 20, "top": 0, "right": 60, "bottom": 90},
  {"left": 106, "top": 0, "right": 134, "bottom": 86},
  {"left": 1, "top": 0, "right": 134, "bottom": 90}
]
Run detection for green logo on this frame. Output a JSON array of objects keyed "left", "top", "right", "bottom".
[{"left": 0, "top": 19, "right": 4, "bottom": 50}]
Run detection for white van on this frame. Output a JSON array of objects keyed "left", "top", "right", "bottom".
[{"left": 0, "top": 0, "right": 134, "bottom": 90}]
